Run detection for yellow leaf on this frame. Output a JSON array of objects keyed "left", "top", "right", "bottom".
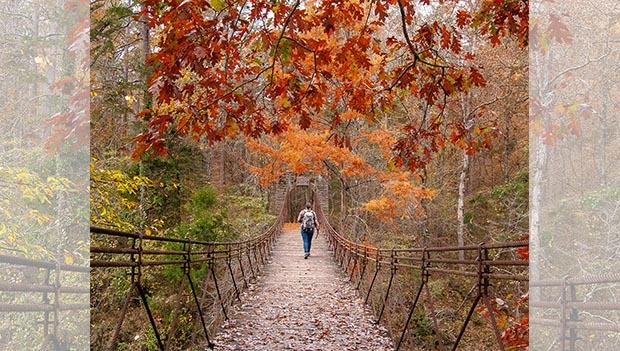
[
  {"left": 386, "top": 160, "right": 397, "bottom": 172},
  {"left": 210, "top": 0, "right": 227, "bottom": 11},
  {"left": 566, "top": 102, "right": 578, "bottom": 114},
  {"left": 497, "top": 313, "right": 508, "bottom": 329},
  {"left": 64, "top": 254, "right": 74, "bottom": 265}
]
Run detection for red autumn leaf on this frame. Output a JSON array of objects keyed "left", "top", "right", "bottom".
[
  {"left": 456, "top": 10, "right": 470, "bottom": 28},
  {"left": 451, "top": 35, "right": 462, "bottom": 54},
  {"left": 548, "top": 14, "right": 573, "bottom": 44},
  {"left": 441, "top": 26, "right": 451, "bottom": 49},
  {"left": 132, "top": 0, "right": 527, "bottom": 170},
  {"left": 299, "top": 111, "right": 312, "bottom": 130},
  {"left": 469, "top": 67, "right": 486, "bottom": 87},
  {"left": 516, "top": 246, "right": 529, "bottom": 260},
  {"left": 490, "top": 33, "right": 502, "bottom": 46}
]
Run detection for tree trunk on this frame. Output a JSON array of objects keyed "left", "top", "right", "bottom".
[
  {"left": 599, "top": 80, "right": 609, "bottom": 186},
  {"left": 530, "top": 136, "right": 546, "bottom": 301},
  {"left": 340, "top": 180, "right": 345, "bottom": 226},
  {"left": 122, "top": 24, "right": 130, "bottom": 125},
  {"left": 141, "top": 17, "right": 151, "bottom": 108},
  {"left": 503, "top": 111, "right": 511, "bottom": 182},
  {"left": 457, "top": 92, "right": 472, "bottom": 261},
  {"left": 27, "top": 1, "right": 40, "bottom": 142},
  {"left": 138, "top": 15, "right": 150, "bottom": 229},
  {"left": 457, "top": 151, "right": 470, "bottom": 261}
]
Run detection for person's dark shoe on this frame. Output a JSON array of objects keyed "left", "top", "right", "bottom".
[{"left": 304, "top": 253, "right": 309, "bottom": 259}]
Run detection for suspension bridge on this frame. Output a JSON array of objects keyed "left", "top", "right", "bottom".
[{"left": 2, "top": 189, "right": 618, "bottom": 350}]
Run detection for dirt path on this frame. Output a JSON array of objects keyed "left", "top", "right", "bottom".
[{"left": 212, "top": 224, "right": 394, "bottom": 351}]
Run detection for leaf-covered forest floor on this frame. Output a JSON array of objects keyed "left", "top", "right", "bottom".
[{"left": 212, "top": 225, "right": 394, "bottom": 351}]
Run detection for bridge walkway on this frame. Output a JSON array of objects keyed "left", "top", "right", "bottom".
[{"left": 212, "top": 224, "right": 394, "bottom": 351}]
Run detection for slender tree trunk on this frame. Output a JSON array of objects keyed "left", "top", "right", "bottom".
[
  {"left": 457, "top": 93, "right": 472, "bottom": 261},
  {"left": 138, "top": 14, "right": 150, "bottom": 229},
  {"left": 122, "top": 24, "right": 130, "bottom": 125},
  {"left": 141, "top": 17, "right": 151, "bottom": 108},
  {"left": 27, "top": 1, "right": 40, "bottom": 142},
  {"left": 457, "top": 151, "right": 470, "bottom": 261},
  {"left": 503, "top": 111, "right": 511, "bottom": 182},
  {"left": 599, "top": 80, "right": 609, "bottom": 187},
  {"left": 340, "top": 180, "right": 345, "bottom": 225},
  {"left": 419, "top": 198, "right": 431, "bottom": 247},
  {"left": 530, "top": 136, "right": 546, "bottom": 301}
]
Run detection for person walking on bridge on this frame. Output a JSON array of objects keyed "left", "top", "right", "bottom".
[{"left": 297, "top": 203, "right": 319, "bottom": 259}]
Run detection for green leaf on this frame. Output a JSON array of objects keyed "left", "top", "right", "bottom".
[
  {"left": 282, "top": 97, "right": 291, "bottom": 108},
  {"left": 278, "top": 38, "right": 292, "bottom": 63}
]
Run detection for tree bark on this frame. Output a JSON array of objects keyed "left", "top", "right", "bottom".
[
  {"left": 502, "top": 111, "right": 511, "bottom": 182},
  {"left": 457, "top": 92, "right": 472, "bottom": 261},
  {"left": 457, "top": 151, "right": 470, "bottom": 261},
  {"left": 530, "top": 136, "right": 546, "bottom": 301},
  {"left": 138, "top": 13, "right": 150, "bottom": 229}
]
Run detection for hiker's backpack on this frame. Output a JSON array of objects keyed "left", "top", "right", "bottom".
[{"left": 301, "top": 210, "right": 316, "bottom": 231}]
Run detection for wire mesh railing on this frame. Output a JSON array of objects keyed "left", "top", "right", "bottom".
[
  {"left": 90, "top": 190, "right": 290, "bottom": 350},
  {"left": 312, "top": 190, "right": 528, "bottom": 351}
]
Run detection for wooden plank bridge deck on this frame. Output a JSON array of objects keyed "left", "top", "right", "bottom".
[{"left": 212, "top": 224, "right": 394, "bottom": 351}]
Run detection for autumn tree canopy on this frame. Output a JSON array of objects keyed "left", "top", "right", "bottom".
[{"left": 134, "top": 0, "right": 527, "bottom": 170}]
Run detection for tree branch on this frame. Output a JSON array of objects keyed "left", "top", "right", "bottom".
[
  {"left": 270, "top": 0, "right": 301, "bottom": 84},
  {"left": 396, "top": 0, "right": 446, "bottom": 70}
]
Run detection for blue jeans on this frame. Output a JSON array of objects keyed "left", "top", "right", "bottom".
[{"left": 301, "top": 228, "right": 314, "bottom": 254}]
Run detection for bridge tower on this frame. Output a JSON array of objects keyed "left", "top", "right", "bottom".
[{"left": 269, "top": 173, "right": 328, "bottom": 221}]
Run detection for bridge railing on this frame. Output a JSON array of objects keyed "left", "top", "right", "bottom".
[
  {"left": 0, "top": 254, "right": 89, "bottom": 349},
  {"left": 90, "top": 190, "right": 290, "bottom": 350},
  {"left": 530, "top": 274, "right": 620, "bottom": 351},
  {"left": 312, "top": 190, "right": 528, "bottom": 351}
]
